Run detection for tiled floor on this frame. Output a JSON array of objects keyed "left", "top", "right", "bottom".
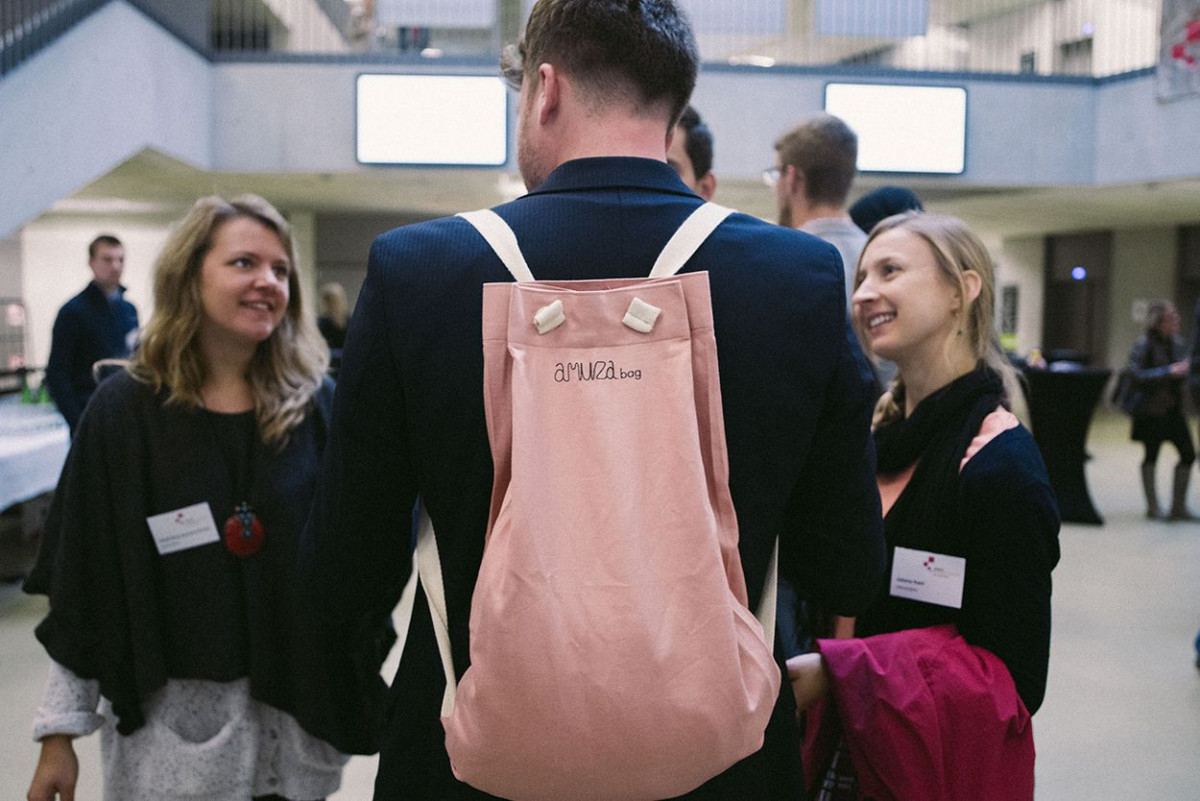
[{"left": 2, "top": 411, "right": 1198, "bottom": 799}]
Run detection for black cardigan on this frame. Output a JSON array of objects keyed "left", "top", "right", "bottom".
[
  {"left": 26, "top": 370, "right": 336, "bottom": 734},
  {"left": 856, "top": 425, "right": 1061, "bottom": 713}
]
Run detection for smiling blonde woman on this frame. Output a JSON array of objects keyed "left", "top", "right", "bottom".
[
  {"left": 25, "top": 195, "right": 352, "bottom": 801},
  {"left": 789, "top": 212, "right": 1061, "bottom": 800}
]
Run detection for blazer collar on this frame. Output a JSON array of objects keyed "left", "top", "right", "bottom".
[{"left": 527, "top": 157, "right": 700, "bottom": 199}]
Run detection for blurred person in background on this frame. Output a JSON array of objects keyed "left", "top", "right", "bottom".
[
  {"left": 769, "top": 113, "right": 863, "bottom": 312},
  {"left": 769, "top": 114, "right": 875, "bottom": 657},
  {"left": 666, "top": 104, "right": 716, "bottom": 200},
  {"left": 317, "top": 282, "right": 349, "bottom": 352},
  {"left": 44, "top": 234, "right": 139, "bottom": 434},
  {"left": 1127, "top": 299, "right": 1194, "bottom": 520},
  {"left": 849, "top": 185, "right": 923, "bottom": 235},
  {"left": 317, "top": 282, "right": 349, "bottom": 376}
]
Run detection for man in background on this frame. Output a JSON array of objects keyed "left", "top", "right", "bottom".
[
  {"left": 667, "top": 104, "right": 717, "bottom": 200},
  {"left": 770, "top": 114, "right": 885, "bottom": 656},
  {"left": 44, "top": 234, "right": 138, "bottom": 433},
  {"left": 770, "top": 113, "right": 864, "bottom": 310},
  {"left": 849, "top": 185, "right": 924, "bottom": 235}
]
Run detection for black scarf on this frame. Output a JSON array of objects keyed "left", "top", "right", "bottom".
[{"left": 857, "top": 365, "right": 1004, "bottom": 637}]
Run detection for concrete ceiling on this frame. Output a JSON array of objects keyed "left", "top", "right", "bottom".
[{"left": 55, "top": 148, "right": 1200, "bottom": 243}]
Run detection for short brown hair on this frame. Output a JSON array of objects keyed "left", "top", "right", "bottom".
[
  {"left": 774, "top": 113, "right": 859, "bottom": 207},
  {"left": 88, "top": 234, "right": 122, "bottom": 259},
  {"left": 502, "top": 0, "right": 698, "bottom": 126}
]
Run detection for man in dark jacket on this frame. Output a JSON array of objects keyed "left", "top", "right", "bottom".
[
  {"left": 298, "top": 2, "right": 885, "bottom": 798},
  {"left": 44, "top": 234, "right": 138, "bottom": 432},
  {"left": 667, "top": 104, "right": 717, "bottom": 200}
]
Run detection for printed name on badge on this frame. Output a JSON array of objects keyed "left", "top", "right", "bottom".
[
  {"left": 889, "top": 546, "right": 966, "bottom": 609},
  {"left": 146, "top": 502, "right": 221, "bottom": 555}
]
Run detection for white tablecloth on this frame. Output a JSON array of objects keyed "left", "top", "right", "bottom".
[{"left": 0, "top": 396, "right": 69, "bottom": 512}]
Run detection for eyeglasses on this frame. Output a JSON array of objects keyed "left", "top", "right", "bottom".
[
  {"left": 500, "top": 43, "right": 524, "bottom": 91},
  {"left": 761, "top": 167, "right": 782, "bottom": 187}
]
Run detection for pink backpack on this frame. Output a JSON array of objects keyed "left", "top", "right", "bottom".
[{"left": 416, "top": 203, "right": 780, "bottom": 801}]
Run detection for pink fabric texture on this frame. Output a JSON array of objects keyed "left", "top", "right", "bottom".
[
  {"left": 806, "top": 625, "right": 1035, "bottom": 801},
  {"left": 442, "top": 271, "right": 778, "bottom": 800}
]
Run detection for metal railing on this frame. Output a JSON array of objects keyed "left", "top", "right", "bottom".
[
  {"left": 1, "top": 0, "right": 104, "bottom": 77},
  {"left": 0, "top": 0, "right": 1164, "bottom": 80}
]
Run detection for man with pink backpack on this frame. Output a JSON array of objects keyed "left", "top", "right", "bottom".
[{"left": 296, "top": 1, "right": 886, "bottom": 798}]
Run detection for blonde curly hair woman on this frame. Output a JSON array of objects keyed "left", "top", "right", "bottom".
[{"left": 26, "top": 195, "right": 345, "bottom": 801}]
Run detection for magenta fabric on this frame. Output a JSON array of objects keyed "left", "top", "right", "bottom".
[
  {"left": 442, "top": 271, "right": 779, "bottom": 801},
  {"left": 806, "top": 625, "right": 1035, "bottom": 801}
]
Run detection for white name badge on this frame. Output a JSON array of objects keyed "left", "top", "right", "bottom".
[
  {"left": 889, "top": 546, "right": 966, "bottom": 609},
  {"left": 146, "top": 503, "right": 220, "bottom": 555}
]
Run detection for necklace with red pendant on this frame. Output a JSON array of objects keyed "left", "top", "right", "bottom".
[
  {"left": 209, "top": 408, "right": 266, "bottom": 558},
  {"left": 223, "top": 500, "right": 265, "bottom": 557}
]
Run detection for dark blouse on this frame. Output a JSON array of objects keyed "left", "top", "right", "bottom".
[{"left": 856, "top": 426, "right": 1061, "bottom": 713}]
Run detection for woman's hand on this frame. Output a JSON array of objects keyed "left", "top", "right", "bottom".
[
  {"left": 27, "top": 735, "right": 78, "bottom": 801},
  {"left": 786, "top": 652, "right": 832, "bottom": 714}
]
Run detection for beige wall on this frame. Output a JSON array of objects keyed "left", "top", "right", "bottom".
[
  {"left": 1107, "top": 227, "right": 1179, "bottom": 369},
  {"left": 995, "top": 235, "right": 1047, "bottom": 358},
  {"left": 20, "top": 215, "right": 169, "bottom": 368}
]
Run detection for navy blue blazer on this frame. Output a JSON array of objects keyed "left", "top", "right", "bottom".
[
  {"left": 44, "top": 280, "right": 138, "bottom": 431},
  {"left": 299, "top": 158, "right": 886, "bottom": 799}
]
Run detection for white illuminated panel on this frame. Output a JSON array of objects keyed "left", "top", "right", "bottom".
[
  {"left": 356, "top": 74, "right": 508, "bottom": 166},
  {"left": 824, "top": 83, "right": 966, "bottom": 175}
]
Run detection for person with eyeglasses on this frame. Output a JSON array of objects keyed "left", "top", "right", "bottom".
[
  {"left": 768, "top": 113, "right": 865, "bottom": 316},
  {"left": 768, "top": 114, "right": 883, "bottom": 661}
]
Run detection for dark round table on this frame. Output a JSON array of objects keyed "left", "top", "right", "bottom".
[{"left": 1021, "top": 364, "right": 1112, "bottom": 525}]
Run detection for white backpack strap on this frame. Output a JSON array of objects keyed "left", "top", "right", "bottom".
[
  {"left": 754, "top": 538, "right": 779, "bottom": 648},
  {"left": 458, "top": 209, "right": 536, "bottom": 283},
  {"left": 414, "top": 505, "right": 458, "bottom": 716},
  {"left": 649, "top": 202, "right": 734, "bottom": 278}
]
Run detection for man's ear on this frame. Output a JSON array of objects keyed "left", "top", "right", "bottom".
[
  {"left": 536, "top": 63, "right": 559, "bottom": 125},
  {"left": 784, "top": 164, "right": 804, "bottom": 198},
  {"left": 696, "top": 172, "right": 717, "bottom": 202}
]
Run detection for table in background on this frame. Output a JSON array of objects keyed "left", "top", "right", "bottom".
[
  {"left": 1021, "top": 365, "right": 1112, "bottom": 525},
  {"left": 0, "top": 395, "right": 68, "bottom": 513}
]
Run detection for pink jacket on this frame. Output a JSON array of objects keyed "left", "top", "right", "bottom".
[{"left": 804, "top": 624, "right": 1035, "bottom": 801}]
